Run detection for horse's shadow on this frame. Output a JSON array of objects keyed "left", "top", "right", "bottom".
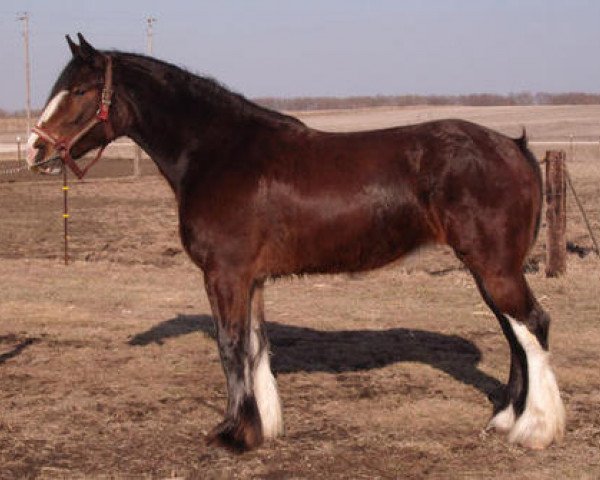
[{"left": 129, "top": 314, "right": 505, "bottom": 407}]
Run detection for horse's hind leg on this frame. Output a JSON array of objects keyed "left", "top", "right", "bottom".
[
  {"left": 204, "top": 273, "right": 283, "bottom": 452},
  {"left": 466, "top": 266, "right": 565, "bottom": 449}
]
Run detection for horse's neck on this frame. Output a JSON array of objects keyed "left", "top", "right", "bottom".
[
  {"left": 123, "top": 77, "right": 244, "bottom": 194},
  {"left": 119, "top": 57, "right": 304, "bottom": 195}
]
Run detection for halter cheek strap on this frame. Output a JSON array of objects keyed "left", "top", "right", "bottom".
[{"left": 32, "top": 55, "right": 114, "bottom": 180}]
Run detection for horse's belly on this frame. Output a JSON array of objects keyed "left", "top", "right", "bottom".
[{"left": 271, "top": 201, "right": 435, "bottom": 275}]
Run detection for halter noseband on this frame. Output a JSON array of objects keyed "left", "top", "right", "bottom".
[{"left": 32, "top": 55, "right": 114, "bottom": 180}]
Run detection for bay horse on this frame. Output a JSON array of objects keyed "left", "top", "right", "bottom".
[{"left": 26, "top": 34, "right": 565, "bottom": 452}]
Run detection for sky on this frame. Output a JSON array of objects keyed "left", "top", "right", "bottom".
[{"left": 1, "top": 0, "right": 599, "bottom": 111}]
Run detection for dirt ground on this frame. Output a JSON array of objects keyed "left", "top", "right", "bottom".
[{"left": 1, "top": 106, "right": 599, "bottom": 479}]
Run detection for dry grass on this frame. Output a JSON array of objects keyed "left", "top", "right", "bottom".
[
  {"left": 0, "top": 105, "right": 599, "bottom": 478},
  {"left": 294, "top": 104, "right": 600, "bottom": 140}
]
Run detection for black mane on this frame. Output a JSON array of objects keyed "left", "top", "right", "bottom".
[
  {"left": 52, "top": 49, "right": 305, "bottom": 129},
  {"left": 117, "top": 52, "right": 305, "bottom": 128}
]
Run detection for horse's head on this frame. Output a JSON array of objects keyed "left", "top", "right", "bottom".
[{"left": 26, "top": 34, "right": 116, "bottom": 176}]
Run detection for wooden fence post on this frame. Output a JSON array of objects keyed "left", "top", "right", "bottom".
[
  {"left": 545, "top": 150, "right": 567, "bottom": 277},
  {"left": 16, "top": 137, "right": 22, "bottom": 163},
  {"left": 133, "top": 145, "right": 141, "bottom": 177}
]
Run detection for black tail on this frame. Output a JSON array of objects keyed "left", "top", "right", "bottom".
[{"left": 514, "top": 128, "right": 543, "bottom": 249}]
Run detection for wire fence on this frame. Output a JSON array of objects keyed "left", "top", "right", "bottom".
[
  {"left": 1, "top": 133, "right": 598, "bottom": 268},
  {"left": 1, "top": 137, "right": 599, "bottom": 183},
  {"left": 0, "top": 139, "right": 158, "bottom": 182},
  {"left": 529, "top": 139, "right": 600, "bottom": 165}
]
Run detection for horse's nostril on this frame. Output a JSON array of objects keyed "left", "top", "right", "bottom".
[
  {"left": 36, "top": 145, "right": 46, "bottom": 160},
  {"left": 27, "top": 145, "right": 45, "bottom": 166}
]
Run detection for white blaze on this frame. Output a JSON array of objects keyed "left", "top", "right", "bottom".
[{"left": 26, "top": 90, "right": 68, "bottom": 166}]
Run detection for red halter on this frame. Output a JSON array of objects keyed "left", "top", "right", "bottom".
[{"left": 32, "top": 55, "right": 114, "bottom": 180}]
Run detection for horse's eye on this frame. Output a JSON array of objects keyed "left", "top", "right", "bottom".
[{"left": 72, "top": 88, "right": 85, "bottom": 96}]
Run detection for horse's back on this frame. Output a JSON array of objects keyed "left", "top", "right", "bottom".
[
  {"left": 246, "top": 119, "right": 539, "bottom": 276},
  {"left": 182, "top": 118, "right": 541, "bottom": 278}
]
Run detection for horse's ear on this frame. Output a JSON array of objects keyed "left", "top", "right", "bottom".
[
  {"left": 77, "top": 33, "right": 99, "bottom": 61},
  {"left": 75, "top": 33, "right": 106, "bottom": 69},
  {"left": 66, "top": 35, "right": 80, "bottom": 57}
]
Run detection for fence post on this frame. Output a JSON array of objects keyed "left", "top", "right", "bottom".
[
  {"left": 133, "top": 144, "right": 141, "bottom": 177},
  {"left": 569, "top": 134, "right": 574, "bottom": 162},
  {"left": 63, "top": 168, "right": 69, "bottom": 265},
  {"left": 545, "top": 150, "right": 567, "bottom": 277}
]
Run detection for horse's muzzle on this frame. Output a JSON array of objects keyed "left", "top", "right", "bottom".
[{"left": 29, "top": 152, "right": 63, "bottom": 175}]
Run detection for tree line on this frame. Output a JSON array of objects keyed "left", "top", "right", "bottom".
[
  {"left": 1, "top": 91, "right": 599, "bottom": 117},
  {"left": 255, "top": 92, "right": 600, "bottom": 111}
]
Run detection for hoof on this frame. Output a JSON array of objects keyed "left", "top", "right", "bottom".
[
  {"left": 206, "top": 396, "right": 264, "bottom": 453},
  {"left": 206, "top": 418, "right": 263, "bottom": 453}
]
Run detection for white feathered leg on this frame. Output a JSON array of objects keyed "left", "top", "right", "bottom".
[
  {"left": 506, "top": 318, "right": 565, "bottom": 449},
  {"left": 249, "top": 285, "right": 284, "bottom": 440}
]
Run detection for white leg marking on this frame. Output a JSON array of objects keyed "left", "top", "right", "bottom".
[
  {"left": 26, "top": 90, "right": 68, "bottom": 166},
  {"left": 507, "top": 318, "right": 566, "bottom": 449},
  {"left": 250, "top": 329, "right": 284, "bottom": 440}
]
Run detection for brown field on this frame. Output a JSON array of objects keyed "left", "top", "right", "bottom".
[{"left": 1, "top": 106, "right": 599, "bottom": 479}]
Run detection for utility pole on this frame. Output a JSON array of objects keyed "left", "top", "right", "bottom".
[
  {"left": 17, "top": 12, "right": 32, "bottom": 135},
  {"left": 146, "top": 16, "right": 156, "bottom": 56},
  {"left": 133, "top": 16, "right": 156, "bottom": 178}
]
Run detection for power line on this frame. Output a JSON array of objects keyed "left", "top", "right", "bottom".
[{"left": 132, "top": 16, "right": 157, "bottom": 178}]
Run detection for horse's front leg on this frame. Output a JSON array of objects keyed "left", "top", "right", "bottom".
[
  {"left": 204, "top": 273, "right": 282, "bottom": 452},
  {"left": 250, "top": 282, "right": 284, "bottom": 440}
]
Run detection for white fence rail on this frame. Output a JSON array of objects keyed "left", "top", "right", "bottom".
[
  {"left": 530, "top": 141, "right": 600, "bottom": 146},
  {"left": 0, "top": 138, "right": 598, "bottom": 179},
  {"left": 0, "top": 139, "right": 138, "bottom": 157},
  {"left": 1, "top": 140, "right": 598, "bottom": 155}
]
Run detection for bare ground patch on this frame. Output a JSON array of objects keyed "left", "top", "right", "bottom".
[{"left": 1, "top": 106, "right": 599, "bottom": 478}]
